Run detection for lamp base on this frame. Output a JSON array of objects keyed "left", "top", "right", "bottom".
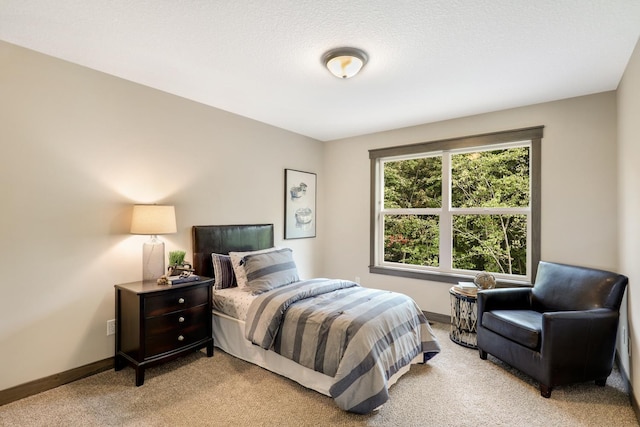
[{"left": 142, "top": 239, "right": 165, "bottom": 281}]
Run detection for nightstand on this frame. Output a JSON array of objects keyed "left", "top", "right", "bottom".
[{"left": 114, "top": 277, "right": 214, "bottom": 386}]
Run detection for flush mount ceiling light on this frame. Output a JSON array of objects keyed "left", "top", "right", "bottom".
[{"left": 322, "top": 47, "right": 368, "bottom": 79}]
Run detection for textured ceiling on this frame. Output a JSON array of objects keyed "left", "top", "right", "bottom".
[{"left": 2, "top": 1, "right": 640, "bottom": 141}]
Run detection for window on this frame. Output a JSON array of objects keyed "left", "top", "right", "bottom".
[{"left": 369, "top": 127, "right": 543, "bottom": 284}]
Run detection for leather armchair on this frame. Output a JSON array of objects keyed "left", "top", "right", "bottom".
[{"left": 477, "top": 261, "right": 628, "bottom": 397}]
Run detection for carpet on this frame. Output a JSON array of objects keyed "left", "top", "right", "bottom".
[{"left": 0, "top": 322, "right": 637, "bottom": 426}]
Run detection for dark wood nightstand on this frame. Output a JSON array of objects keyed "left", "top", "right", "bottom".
[{"left": 114, "top": 277, "right": 214, "bottom": 386}]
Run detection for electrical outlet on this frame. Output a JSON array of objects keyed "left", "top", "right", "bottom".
[
  {"left": 355, "top": 276, "right": 360, "bottom": 284},
  {"left": 107, "top": 319, "right": 116, "bottom": 336}
]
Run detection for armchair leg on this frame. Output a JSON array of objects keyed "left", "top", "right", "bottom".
[
  {"left": 595, "top": 378, "right": 606, "bottom": 387},
  {"left": 478, "top": 349, "right": 487, "bottom": 360},
  {"left": 540, "top": 384, "right": 552, "bottom": 398}
]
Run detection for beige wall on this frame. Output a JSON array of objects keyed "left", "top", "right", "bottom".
[
  {"left": 0, "top": 41, "right": 325, "bottom": 391},
  {"left": 618, "top": 37, "right": 640, "bottom": 404},
  {"left": 323, "top": 92, "right": 619, "bottom": 316}
]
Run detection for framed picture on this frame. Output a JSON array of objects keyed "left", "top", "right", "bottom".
[{"left": 284, "top": 169, "right": 317, "bottom": 239}]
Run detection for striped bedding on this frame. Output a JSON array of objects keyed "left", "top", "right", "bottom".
[{"left": 245, "top": 278, "right": 441, "bottom": 413}]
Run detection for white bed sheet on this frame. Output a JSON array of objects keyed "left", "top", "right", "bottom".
[{"left": 212, "top": 287, "right": 255, "bottom": 321}]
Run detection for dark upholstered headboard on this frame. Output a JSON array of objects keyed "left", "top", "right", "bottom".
[{"left": 192, "top": 224, "right": 274, "bottom": 278}]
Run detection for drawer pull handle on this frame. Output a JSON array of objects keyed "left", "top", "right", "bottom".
[
  {"left": 178, "top": 335, "right": 185, "bottom": 341},
  {"left": 178, "top": 298, "right": 185, "bottom": 304},
  {"left": 178, "top": 316, "right": 185, "bottom": 323}
]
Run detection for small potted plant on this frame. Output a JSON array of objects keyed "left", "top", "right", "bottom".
[{"left": 168, "top": 250, "right": 193, "bottom": 276}]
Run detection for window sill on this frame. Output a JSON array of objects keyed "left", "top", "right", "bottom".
[{"left": 369, "top": 265, "right": 532, "bottom": 287}]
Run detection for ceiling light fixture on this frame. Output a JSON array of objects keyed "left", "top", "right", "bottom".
[{"left": 322, "top": 47, "right": 368, "bottom": 79}]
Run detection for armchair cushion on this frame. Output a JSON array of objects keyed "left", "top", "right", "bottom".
[{"left": 482, "top": 310, "right": 542, "bottom": 350}]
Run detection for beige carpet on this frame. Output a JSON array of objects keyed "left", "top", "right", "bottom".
[{"left": 0, "top": 322, "right": 637, "bottom": 427}]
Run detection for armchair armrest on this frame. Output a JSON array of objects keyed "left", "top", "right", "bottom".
[
  {"left": 540, "top": 308, "right": 620, "bottom": 375},
  {"left": 541, "top": 308, "right": 619, "bottom": 351}
]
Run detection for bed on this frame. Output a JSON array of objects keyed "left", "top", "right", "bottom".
[{"left": 192, "top": 224, "right": 440, "bottom": 414}]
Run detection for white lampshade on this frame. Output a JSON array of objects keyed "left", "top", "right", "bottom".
[
  {"left": 323, "top": 47, "right": 368, "bottom": 79},
  {"left": 130, "top": 205, "right": 177, "bottom": 235}
]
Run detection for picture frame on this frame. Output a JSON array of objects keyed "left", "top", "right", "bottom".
[{"left": 284, "top": 169, "right": 317, "bottom": 239}]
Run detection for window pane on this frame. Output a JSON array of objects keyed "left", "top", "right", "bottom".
[
  {"left": 384, "top": 214, "right": 439, "bottom": 266},
  {"left": 452, "top": 214, "right": 527, "bottom": 275},
  {"left": 451, "top": 147, "right": 529, "bottom": 208},
  {"left": 384, "top": 157, "right": 442, "bottom": 209}
]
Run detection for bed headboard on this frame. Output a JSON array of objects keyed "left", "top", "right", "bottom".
[{"left": 192, "top": 224, "right": 274, "bottom": 278}]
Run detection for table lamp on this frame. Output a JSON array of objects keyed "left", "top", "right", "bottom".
[{"left": 130, "top": 204, "right": 177, "bottom": 281}]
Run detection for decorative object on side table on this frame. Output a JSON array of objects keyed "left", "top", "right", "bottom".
[
  {"left": 452, "top": 281, "right": 478, "bottom": 297},
  {"left": 114, "top": 277, "right": 214, "bottom": 386},
  {"left": 284, "top": 168, "right": 317, "bottom": 239},
  {"left": 159, "top": 250, "right": 198, "bottom": 286},
  {"left": 163, "top": 271, "right": 200, "bottom": 286},
  {"left": 474, "top": 271, "right": 496, "bottom": 289},
  {"left": 168, "top": 250, "right": 186, "bottom": 269},
  {"left": 167, "top": 250, "right": 195, "bottom": 276},
  {"left": 156, "top": 276, "right": 170, "bottom": 286}
]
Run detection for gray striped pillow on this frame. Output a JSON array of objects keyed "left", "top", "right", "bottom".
[
  {"left": 241, "top": 248, "right": 299, "bottom": 294},
  {"left": 211, "top": 253, "right": 237, "bottom": 289}
]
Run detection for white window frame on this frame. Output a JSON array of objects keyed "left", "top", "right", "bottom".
[{"left": 369, "top": 127, "right": 543, "bottom": 285}]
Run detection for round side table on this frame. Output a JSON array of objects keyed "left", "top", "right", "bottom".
[{"left": 449, "top": 287, "right": 478, "bottom": 348}]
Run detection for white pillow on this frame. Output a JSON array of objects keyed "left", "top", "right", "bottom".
[{"left": 229, "top": 247, "right": 280, "bottom": 289}]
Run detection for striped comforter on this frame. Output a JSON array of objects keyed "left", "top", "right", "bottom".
[{"left": 245, "top": 278, "right": 441, "bottom": 413}]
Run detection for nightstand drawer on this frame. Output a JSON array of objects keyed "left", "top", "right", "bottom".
[
  {"left": 145, "top": 285, "right": 209, "bottom": 316},
  {"left": 145, "top": 304, "right": 209, "bottom": 335},
  {"left": 145, "top": 319, "right": 209, "bottom": 357}
]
